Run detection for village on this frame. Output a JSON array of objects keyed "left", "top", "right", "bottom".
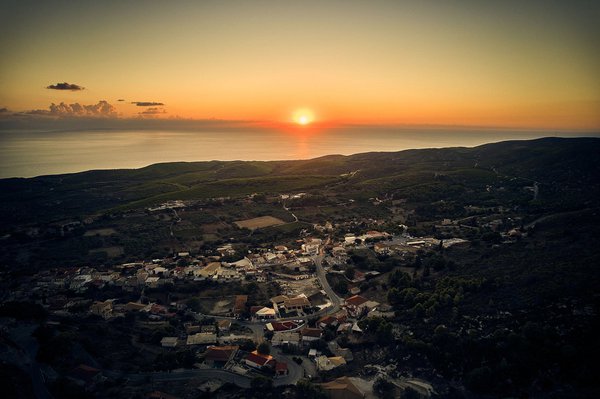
[{"left": 0, "top": 193, "right": 532, "bottom": 399}]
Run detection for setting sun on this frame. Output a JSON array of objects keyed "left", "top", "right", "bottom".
[{"left": 292, "top": 108, "right": 315, "bottom": 126}]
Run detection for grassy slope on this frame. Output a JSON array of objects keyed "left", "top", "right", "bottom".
[{"left": 0, "top": 137, "right": 598, "bottom": 226}]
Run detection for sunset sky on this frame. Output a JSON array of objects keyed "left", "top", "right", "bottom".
[{"left": 1, "top": 0, "right": 599, "bottom": 130}]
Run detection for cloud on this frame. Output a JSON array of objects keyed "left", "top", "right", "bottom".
[
  {"left": 132, "top": 101, "right": 164, "bottom": 106},
  {"left": 46, "top": 82, "right": 85, "bottom": 91},
  {"left": 139, "top": 107, "right": 166, "bottom": 115},
  {"left": 117, "top": 99, "right": 125, "bottom": 102},
  {"left": 24, "top": 100, "right": 117, "bottom": 118}
]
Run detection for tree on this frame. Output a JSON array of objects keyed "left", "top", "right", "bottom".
[
  {"left": 257, "top": 342, "right": 271, "bottom": 355},
  {"left": 239, "top": 339, "right": 256, "bottom": 352},
  {"left": 296, "top": 379, "right": 327, "bottom": 399},
  {"left": 250, "top": 376, "right": 273, "bottom": 391},
  {"left": 344, "top": 266, "right": 356, "bottom": 280},
  {"left": 185, "top": 297, "right": 203, "bottom": 313},
  {"left": 373, "top": 376, "right": 395, "bottom": 399}
]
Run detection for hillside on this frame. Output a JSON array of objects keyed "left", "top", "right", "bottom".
[{"left": 1, "top": 137, "right": 598, "bottom": 227}]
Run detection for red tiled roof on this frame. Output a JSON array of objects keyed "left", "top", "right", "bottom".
[
  {"left": 345, "top": 295, "right": 368, "bottom": 307},
  {"left": 234, "top": 295, "right": 248, "bottom": 313},
  {"left": 275, "top": 361, "right": 288, "bottom": 371},
  {"left": 270, "top": 321, "right": 299, "bottom": 331},
  {"left": 246, "top": 350, "right": 274, "bottom": 367},
  {"left": 302, "top": 327, "right": 323, "bottom": 337},
  {"left": 205, "top": 345, "right": 238, "bottom": 362}
]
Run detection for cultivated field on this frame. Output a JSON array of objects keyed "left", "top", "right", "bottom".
[{"left": 234, "top": 216, "right": 285, "bottom": 229}]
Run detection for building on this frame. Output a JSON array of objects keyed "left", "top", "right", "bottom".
[
  {"left": 282, "top": 295, "right": 311, "bottom": 313},
  {"left": 89, "top": 300, "right": 112, "bottom": 319},
  {"left": 245, "top": 350, "right": 275, "bottom": 369},
  {"left": 160, "top": 337, "right": 178, "bottom": 348},
  {"left": 320, "top": 376, "right": 365, "bottom": 399},
  {"left": 255, "top": 307, "right": 276, "bottom": 319},
  {"left": 301, "top": 327, "right": 323, "bottom": 343},
  {"left": 275, "top": 361, "right": 288, "bottom": 376},
  {"left": 265, "top": 321, "right": 301, "bottom": 332},
  {"left": 186, "top": 332, "right": 217, "bottom": 345},
  {"left": 217, "top": 319, "right": 232, "bottom": 333},
  {"left": 204, "top": 345, "right": 238, "bottom": 368},
  {"left": 271, "top": 331, "right": 301, "bottom": 346},
  {"left": 316, "top": 356, "right": 347, "bottom": 371},
  {"left": 233, "top": 295, "right": 248, "bottom": 317},
  {"left": 345, "top": 295, "right": 379, "bottom": 316}
]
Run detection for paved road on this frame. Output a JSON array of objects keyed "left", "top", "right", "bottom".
[
  {"left": 313, "top": 253, "right": 342, "bottom": 311},
  {"left": 271, "top": 347, "right": 304, "bottom": 386},
  {"left": 104, "top": 368, "right": 253, "bottom": 388}
]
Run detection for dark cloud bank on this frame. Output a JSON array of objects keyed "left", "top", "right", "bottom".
[{"left": 132, "top": 101, "right": 164, "bottom": 106}]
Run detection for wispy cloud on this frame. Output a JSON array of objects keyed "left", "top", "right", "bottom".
[
  {"left": 46, "top": 82, "right": 85, "bottom": 91},
  {"left": 139, "top": 107, "right": 166, "bottom": 115},
  {"left": 132, "top": 101, "right": 164, "bottom": 106}
]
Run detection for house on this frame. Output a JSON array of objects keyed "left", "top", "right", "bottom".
[
  {"left": 282, "top": 295, "right": 311, "bottom": 313},
  {"left": 255, "top": 307, "right": 276, "bottom": 320},
  {"left": 275, "top": 361, "right": 288, "bottom": 376},
  {"left": 318, "top": 315, "right": 338, "bottom": 329},
  {"left": 186, "top": 332, "right": 217, "bottom": 345},
  {"left": 270, "top": 295, "right": 288, "bottom": 307},
  {"left": 233, "top": 295, "right": 248, "bottom": 317},
  {"left": 217, "top": 319, "right": 232, "bottom": 333},
  {"left": 160, "top": 337, "right": 178, "bottom": 348},
  {"left": 89, "top": 300, "right": 112, "bottom": 319},
  {"left": 345, "top": 295, "right": 379, "bottom": 316},
  {"left": 185, "top": 324, "right": 201, "bottom": 334},
  {"left": 271, "top": 331, "right": 301, "bottom": 347},
  {"left": 315, "top": 356, "right": 346, "bottom": 371},
  {"left": 145, "top": 276, "right": 160, "bottom": 287},
  {"left": 373, "top": 243, "right": 391, "bottom": 255},
  {"left": 198, "top": 262, "right": 221, "bottom": 278},
  {"left": 67, "top": 364, "right": 103, "bottom": 387},
  {"left": 125, "top": 302, "right": 148, "bottom": 312},
  {"left": 301, "top": 327, "right": 323, "bottom": 343},
  {"left": 204, "top": 345, "right": 238, "bottom": 368},
  {"left": 145, "top": 391, "right": 179, "bottom": 399},
  {"left": 320, "top": 376, "right": 365, "bottom": 399},
  {"left": 265, "top": 321, "right": 301, "bottom": 332},
  {"left": 345, "top": 295, "right": 368, "bottom": 310},
  {"left": 245, "top": 350, "right": 275, "bottom": 369}
]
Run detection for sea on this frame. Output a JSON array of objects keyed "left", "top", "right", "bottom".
[{"left": 0, "top": 126, "right": 597, "bottom": 178}]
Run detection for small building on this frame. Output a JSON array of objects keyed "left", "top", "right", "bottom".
[
  {"left": 265, "top": 321, "right": 301, "bottom": 332},
  {"left": 271, "top": 331, "right": 301, "bottom": 347},
  {"left": 316, "top": 355, "right": 347, "bottom": 371},
  {"left": 320, "top": 376, "right": 365, "bottom": 399},
  {"left": 89, "top": 300, "right": 112, "bottom": 319},
  {"left": 255, "top": 307, "right": 276, "bottom": 320},
  {"left": 186, "top": 332, "right": 217, "bottom": 346},
  {"left": 217, "top": 319, "right": 232, "bottom": 332},
  {"left": 301, "top": 327, "right": 323, "bottom": 343},
  {"left": 233, "top": 295, "right": 248, "bottom": 317},
  {"left": 204, "top": 345, "right": 238, "bottom": 368},
  {"left": 283, "top": 295, "right": 311, "bottom": 313},
  {"left": 275, "top": 361, "right": 288, "bottom": 376},
  {"left": 67, "top": 364, "right": 103, "bottom": 387},
  {"left": 245, "top": 350, "right": 275, "bottom": 369},
  {"left": 160, "top": 337, "right": 178, "bottom": 348}
]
